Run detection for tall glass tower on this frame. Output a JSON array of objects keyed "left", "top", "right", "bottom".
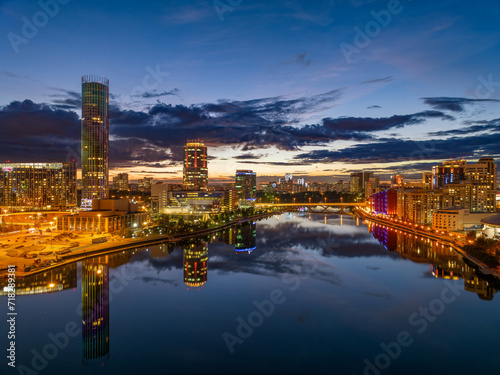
[
  {"left": 81, "top": 75, "right": 109, "bottom": 209},
  {"left": 183, "top": 139, "right": 208, "bottom": 191}
]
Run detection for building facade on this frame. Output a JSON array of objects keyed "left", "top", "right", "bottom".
[
  {"left": 235, "top": 170, "right": 257, "bottom": 205},
  {"left": 465, "top": 157, "right": 496, "bottom": 213},
  {"left": 81, "top": 75, "right": 110, "bottom": 208},
  {"left": 183, "top": 139, "right": 208, "bottom": 191},
  {"left": 432, "top": 208, "right": 466, "bottom": 231},
  {"left": 0, "top": 162, "right": 76, "bottom": 211},
  {"left": 112, "top": 173, "right": 128, "bottom": 191},
  {"left": 432, "top": 159, "right": 466, "bottom": 189}
]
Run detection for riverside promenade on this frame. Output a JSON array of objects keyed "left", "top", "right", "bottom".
[
  {"left": 0, "top": 211, "right": 279, "bottom": 277},
  {"left": 354, "top": 209, "right": 500, "bottom": 280}
]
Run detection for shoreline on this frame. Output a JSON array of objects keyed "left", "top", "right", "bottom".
[
  {"left": 0, "top": 211, "right": 280, "bottom": 278},
  {"left": 353, "top": 209, "right": 500, "bottom": 280}
]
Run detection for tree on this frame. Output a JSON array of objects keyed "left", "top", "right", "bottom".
[{"left": 466, "top": 230, "right": 477, "bottom": 242}]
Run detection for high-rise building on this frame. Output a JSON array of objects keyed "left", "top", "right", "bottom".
[
  {"left": 112, "top": 173, "right": 128, "bottom": 191},
  {"left": 0, "top": 162, "right": 76, "bottom": 211},
  {"left": 81, "top": 75, "right": 110, "bottom": 209},
  {"left": 183, "top": 139, "right": 208, "bottom": 191},
  {"left": 235, "top": 170, "right": 257, "bottom": 203},
  {"left": 235, "top": 221, "right": 257, "bottom": 254},
  {"left": 465, "top": 157, "right": 497, "bottom": 212},
  {"left": 432, "top": 159, "right": 466, "bottom": 189}
]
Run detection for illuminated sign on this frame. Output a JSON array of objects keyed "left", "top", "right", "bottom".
[{"left": 2, "top": 167, "right": 13, "bottom": 172}]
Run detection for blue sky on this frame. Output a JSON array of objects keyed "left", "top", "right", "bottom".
[{"left": 1, "top": 0, "right": 500, "bottom": 181}]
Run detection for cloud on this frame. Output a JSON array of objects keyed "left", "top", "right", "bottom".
[
  {"left": 233, "top": 153, "right": 267, "bottom": 160},
  {"left": 134, "top": 88, "right": 180, "bottom": 98},
  {"left": 361, "top": 76, "right": 394, "bottom": 84},
  {"left": 422, "top": 97, "right": 500, "bottom": 112},
  {"left": 294, "top": 134, "right": 500, "bottom": 164},
  {"left": 428, "top": 118, "right": 500, "bottom": 137},
  {"left": 367, "top": 105, "right": 381, "bottom": 109},
  {"left": 279, "top": 52, "right": 312, "bottom": 68}
]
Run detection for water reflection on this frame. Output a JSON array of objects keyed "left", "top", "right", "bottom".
[
  {"left": 368, "top": 221, "right": 498, "bottom": 300},
  {"left": 234, "top": 221, "right": 257, "bottom": 254},
  {"left": 184, "top": 243, "right": 208, "bottom": 289},
  {"left": 81, "top": 258, "right": 110, "bottom": 365}
]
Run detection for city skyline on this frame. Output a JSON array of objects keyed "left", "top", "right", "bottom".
[{"left": 1, "top": 0, "right": 500, "bottom": 182}]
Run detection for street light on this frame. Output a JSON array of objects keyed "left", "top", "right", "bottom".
[
  {"left": 97, "top": 214, "right": 101, "bottom": 233},
  {"left": 49, "top": 222, "right": 54, "bottom": 248}
]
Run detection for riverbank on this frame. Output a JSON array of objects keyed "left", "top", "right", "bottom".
[
  {"left": 0, "top": 211, "right": 280, "bottom": 277},
  {"left": 353, "top": 209, "right": 500, "bottom": 280}
]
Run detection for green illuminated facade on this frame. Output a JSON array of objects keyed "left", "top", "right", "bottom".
[
  {"left": 81, "top": 75, "right": 109, "bottom": 207},
  {"left": 235, "top": 170, "right": 257, "bottom": 201}
]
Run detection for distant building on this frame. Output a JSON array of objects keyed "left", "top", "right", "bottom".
[
  {"left": 432, "top": 159, "right": 466, "bottom": 189},
  {"left": 235, "top": 170, "right": 257, "bottom": 206},
  {"left": 183, "top": 139, "right": 208, "bottom": 191},
  {"left": 402, "top": 189, "right": 443, "bottom": 225},
  {"left": 81, "top": 75, "right": 110, "bottom": 208},
  {"left": 0, "top": 162, "right": 77, "bottom": 211},
  {"left": 350, "top": 172, "right": 373, "bottom": 194},
  {"left": 390, "top": 174, "right": 404, "bottom": 188},
  {"left": 138, "top": 177, "right": 153, "bottom": 193},
  {"left": 112, "top": 173, "right": 128, "bottom": 191}
]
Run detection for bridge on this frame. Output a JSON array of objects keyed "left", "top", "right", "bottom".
[{"left": 255, "top": 202, "right": 368, "bottom": 214}]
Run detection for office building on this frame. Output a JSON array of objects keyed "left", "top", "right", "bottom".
[
  {"left": 112, "top": 173, "right": 128, "bottom": 191},
  {"left": 183, "top": 139, "right": 208, "bottom": 191},
  {"left": 81, "top": 75, "right": 110, "bottom": 208},
  {"left": 235, "top": 170, "right": 257, "bottom": 205},
  {"left": 0, "top": 162, "right": 76, "bottom": 211}
]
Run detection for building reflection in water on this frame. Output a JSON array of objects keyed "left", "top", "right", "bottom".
[
  {"left": 0, "top": 263, "right": 77, "bottom": 296},
  {"left": 184, "top": 242, "right": 208, "bottom": 289},
  {"left": 235, "top": 221, "right": 257, "bottom": 254},
  {"left": 82, "top": 257, "right": 110, "bottom": 365},
  {"left": 368, "top": 221, "right": 498, "bottom": 300}
]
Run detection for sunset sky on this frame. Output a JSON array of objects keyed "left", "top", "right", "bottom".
[{"left": 1, "top": 0, "right": 500, "bottom": 183}]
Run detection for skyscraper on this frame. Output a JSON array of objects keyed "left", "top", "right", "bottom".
[
  {"left": 81, "top": 75, "right": 110, "bottom": 209},
  {"left": 183, "top": 139, "right": 207, "bottom": 191},
  {"left": 235, "top": 170, "right": 257, "bottom": 202}
]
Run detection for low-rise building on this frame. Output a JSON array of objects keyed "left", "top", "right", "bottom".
[
  {"left": 56, "top": 199, "right": 149, "bottom": 233},
  {"left": 432, "top": 207, "right": 466, "bottom": 231}
]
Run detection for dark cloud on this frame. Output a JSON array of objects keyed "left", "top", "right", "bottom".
[
  {"left": 367, "top": 105, "right": 381, "bottom": 109},
  {"left": 0, "top": 99, "right": 80, "bottom": 162},
  {"left": 134, "top": 88, "right": 180, "bottom": 98},
  {"left": 233, "top": 153, "right": 267, "bottom": 160},
  {"left": 422, "top": 97, "right": 500, "bottom": 112},
  {"left": 429, "top": 118, "right": 500, "bottom": 136},
  {"left": 321, "top": 111, "right": 453, "bottom": 132},
  {"left": 362, "top": 76, "right": 394, "bottom": 84},
  {"left": 294, "top": 134, "right": 500, "bottom": 164}
]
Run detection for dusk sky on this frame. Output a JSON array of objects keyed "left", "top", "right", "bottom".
[{"left": 1, "top": 0, "right": 500, "bottom": 182}]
